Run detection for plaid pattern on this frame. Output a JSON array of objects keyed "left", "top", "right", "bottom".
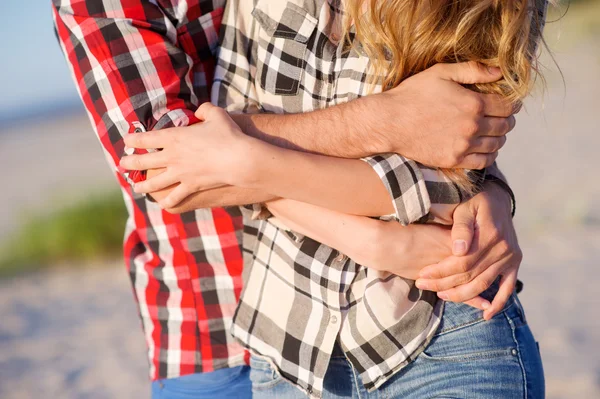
[
  {"left": 52, "top": 0, "right": 249, "bottom": 380},
  {"left": 213, "top": 0, "right": 533, "bottom": 397}
]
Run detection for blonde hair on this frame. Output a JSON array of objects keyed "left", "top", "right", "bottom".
[{"left": 343, "top": 0, "right": 549, "bottom": 190}]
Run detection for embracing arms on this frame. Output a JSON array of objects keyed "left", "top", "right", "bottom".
[
  {"left": 122, "top": 0, "right": 515, "bottom": 216},
  {"left": 264, "top": 180, "right": 520, "bottom": 320}
]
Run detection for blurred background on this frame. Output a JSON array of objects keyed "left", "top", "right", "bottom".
[{"left": 0, "top": 0, "right": 598, "bottom": 398}]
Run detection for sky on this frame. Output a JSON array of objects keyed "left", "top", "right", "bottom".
[{"left": 0, "top": 1, "right": 81, "bottom": 122}]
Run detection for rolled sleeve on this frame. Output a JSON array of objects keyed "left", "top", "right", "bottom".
[
  {"left": 361, "top": 154, "right": 431, "bottom": 225},
  {"left": 52, "top": 0, "right": 222, "bottom": 188}
]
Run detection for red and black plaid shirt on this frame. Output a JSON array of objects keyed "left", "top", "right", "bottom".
[{"left": 52, "top": 0, "right": 248, "bottom": 380}]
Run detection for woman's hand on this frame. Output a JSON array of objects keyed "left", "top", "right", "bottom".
[
  {"left": 371, "top": 222, "right": 453, "bottom": 279},
  {"left": 415, "top": 182, "right": 521, "bottom": 320},
  {"left": 119, "top": 103, "right": 255, "bottom": 209}
]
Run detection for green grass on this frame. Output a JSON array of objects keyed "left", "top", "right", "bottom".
[{"left": 0, "top": 191, "right": 127, "bottom": 278}]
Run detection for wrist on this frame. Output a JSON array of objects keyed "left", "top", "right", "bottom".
[
  {"left": 234, "top": 135, "right": 278, "bottom": 190},
  {"left": 345, "top": 95, "right": 395, "bottom": 155},
  {"left": 367, "top": 220, "right": 409, "bottom": 273},
  {"left": 482, "top": 180, "right": 513, "bottom": 215}
]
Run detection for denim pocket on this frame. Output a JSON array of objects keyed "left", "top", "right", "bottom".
[
  {"left": 420, "top": 296, "right": 521, "bottom": 362},
  {"left": 250, "top": 355, "right": 284, "bottom": 390}
]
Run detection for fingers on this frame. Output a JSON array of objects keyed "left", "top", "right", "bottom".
[
  {"left": 461, "top": 296, "right": 492, "bottom": 312},
  {"left": 435, "top": 259, "right": 506, "bottom": 304},
  {"left": 480, "top": 93, "right": 514, "bottom": 117},
  {"left": 483, "top": 268, "right": 518, "bottom": 321},
  {"left": 417, "top": 240, "right": 482, "bottom": 280},
  {"left": 120, "top": 151, "right": 167, "bottom": 171},
  {"left": 433, "top": 61, "right": 502, "bottom": 84},
  {"left": 457, "top": 152, "right": 499, "bottom": 170},
  {"left": 124, "top": 130, "right": 171, "bottom": 149},
  {"left": 194, "top": 101, "right": 216, "bottom": 120},
  {"left": 416, "top": 268, "right": 470, "bottom": 292},
  {"left": 451, "top": 204, "right": 477, "bottom": 256},
  {"left": 133, "top": 170, "right": 178, "bottom": 194},
  {"left": 476, "top": 115, "right": 516, "bottom": 138},
  {"left": 470, "top": 135, "right": 507, "bottom": 154},
  {"left": 160, "top": 184, "right": 193, "bottom": 210}
]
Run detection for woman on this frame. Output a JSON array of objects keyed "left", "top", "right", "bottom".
[{"left": 125, "top": 0, "right": 548, "bottom": 397}]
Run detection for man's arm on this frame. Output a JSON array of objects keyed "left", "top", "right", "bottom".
[
  {"left": 52, "top": 0, "right": 224, "bottom": 185},
  {"left": 122, "top": 1, "right": 431, "bottom": 222},
  {"left": 229, "top": 61, "right": 515, "bottom": 169}
]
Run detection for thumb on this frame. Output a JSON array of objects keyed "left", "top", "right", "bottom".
[
  {"left": 194, "top": 101, "right": 216, "bottom": 121},
  {"left": 433, "top": 61, "right": 502, "bottom": 85},
  {"left": 451, "top": 204, "right": 476, "bottom": 256}
]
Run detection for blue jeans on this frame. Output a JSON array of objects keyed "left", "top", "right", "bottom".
[
  {"left": 151, "top": 366, "right": 252, "bottom": 399},
  {"left": 250, "top": 290, "right": 545, "bottom": 398}
]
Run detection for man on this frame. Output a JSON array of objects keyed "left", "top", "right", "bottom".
[{"left": 53, "top": 0, "right": 520, "bottom": 397}]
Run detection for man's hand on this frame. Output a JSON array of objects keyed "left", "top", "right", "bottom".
[
  {"left": 364, "top": 61, "right": 517, "bottom": 169},
  {"left": 415, "top": 182, "right": 521, "bottom": 320},
  {"left": 120, "top": 103, "right": 254, "bottom": 209}
]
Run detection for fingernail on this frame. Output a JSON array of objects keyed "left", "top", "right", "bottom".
[
  {"left": 481, "top": 301, "right": 491, "bottom": 310},
  {"left": 487, "top": 66, "right": 501, "bottom": 74},
  {"left": 415, "top": 280, "right": 429, "bottom": 290},
  {"left": 453, "top": 240, "right": 467, "bottom": 256},
  {"left": 438, "top": 292, "right": 449, "bottom": 300},
  {"left": 124, "top": 146, "right": 134, "bottom": 156}
]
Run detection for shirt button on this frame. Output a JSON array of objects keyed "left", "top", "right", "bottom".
[{"left": 330, "top": 315, "right": 338, "bottom": 324}]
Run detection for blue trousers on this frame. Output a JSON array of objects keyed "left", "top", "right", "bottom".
[
  {"left": 151, "top": 366, "right": 252, "bottom": 399},
  {"left": 250, "top": 292, "right": 545, "bottom": 398}
]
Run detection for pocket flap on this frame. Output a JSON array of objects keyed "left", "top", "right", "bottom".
[{"left": 252, "top": 1, "right": 318, "bottom": 44}]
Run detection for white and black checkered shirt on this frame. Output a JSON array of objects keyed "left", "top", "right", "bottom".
[{"left": 212, "top": 0, "right": 537, "bottom": 397}]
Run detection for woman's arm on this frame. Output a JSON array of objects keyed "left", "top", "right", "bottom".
[
  {"left": 264, "top": 198, "right": 453, "bottom": 280},
  {"left": 266, "top": 198, "right": 495, "bottom": 312},
  {"left": 145, "top": 168, "right": 277, "bottom": 214},
  {"left": 123, "top": 105, "right": 427, "bottom": 222}
]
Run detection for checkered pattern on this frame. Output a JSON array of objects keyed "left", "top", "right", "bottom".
[
  {"left": 52, "top": 0, "right": 249, "bottom": 381},
  {"left": 213, "top": 0, "right": 527, "bottom": 397}
]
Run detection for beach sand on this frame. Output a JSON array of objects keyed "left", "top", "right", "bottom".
[{"left": 0, "top": 24, "right": 598, "bottom": 399}]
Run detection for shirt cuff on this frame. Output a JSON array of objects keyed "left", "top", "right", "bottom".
[{"left": 361, "top": 154, "right": 431, "bottom": 225}]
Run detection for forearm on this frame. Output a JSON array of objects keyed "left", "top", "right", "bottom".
[
  {"left": 146, "top": 168, "right": 276, "bottom": 213},
  {"left": 230, "top": 98, "right": 388, "bottom": 157},
  {"left": 265, "top": 199, "right": 385, "bottom": 267},
  {"left": 242, "top": 138, "right": 395, "bottom": 217},
  {"left": 266, "top": 199, "right": 453, "bottom": 279},
  {"left": 165, "top": 187, "right": 276, "bottom": 214}
]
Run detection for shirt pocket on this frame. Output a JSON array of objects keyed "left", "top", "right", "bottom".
[{"left": 252, "top": 1, "right": 318, "bottom": 96}]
